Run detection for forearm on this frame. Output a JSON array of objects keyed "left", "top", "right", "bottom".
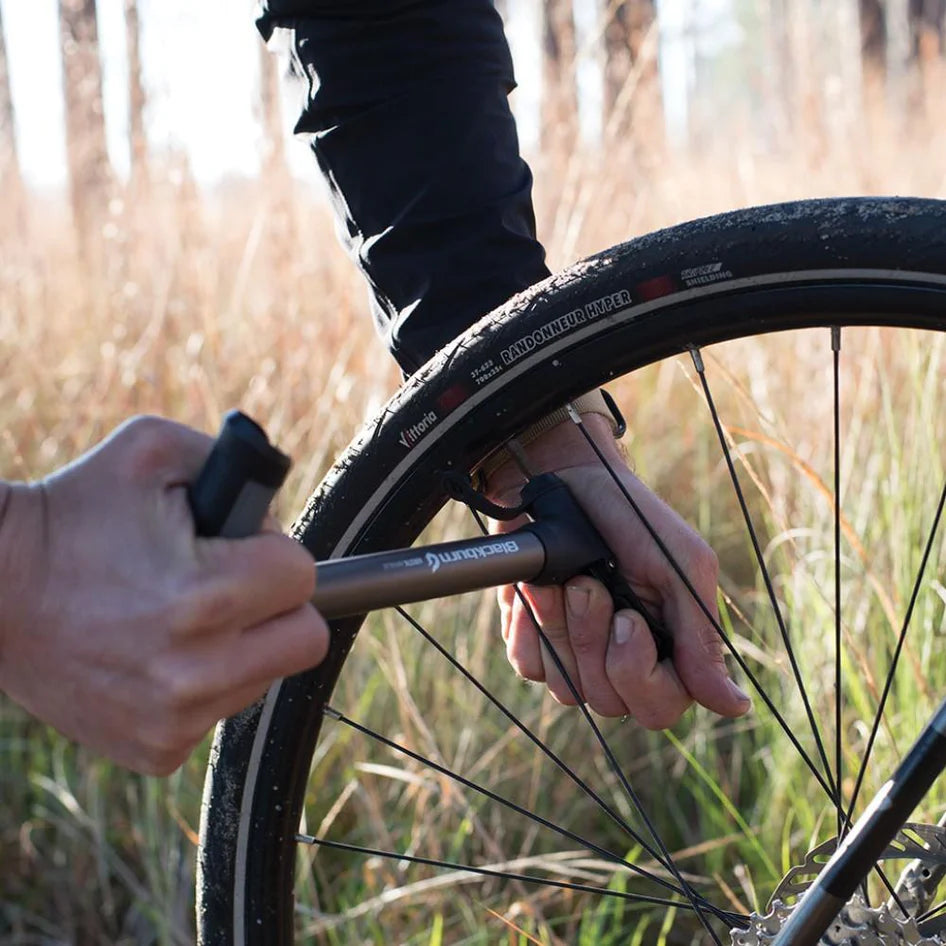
[{"left": 257, "top": 0, "right": 550, "bottom": 372}]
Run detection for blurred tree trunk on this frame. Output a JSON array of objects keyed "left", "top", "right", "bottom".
[
  {"left": 784, "top": 0, "right": 825, "bottom": 158},
  {"left": 910, "top": 0, "right": 946, "bottom": 51},
  {"left": 859, "top": 0, "right": 887, "bottom": 73},
  {"left": 257, "top": 42, "right": 296, "bottom": 277},
  {"left": 259, "top": 41, "right": 287, "bottom": 183},
  {"left": 884, "top": 0, "right": 915, "bottom": 118},
  {"left": 58, "top": 0, "right": 113, "bottom": 256},
  {"left": 886, "top": 0, "right": 913, "bottom": 70},
  {"left": 858, "top": 0, "right": 888, "bottom": 124},
  {"left": 541, "top": 0, "right": 579, "bottom": 151},
  {"left": 758, "top": 0, "right": 793, "bottom": 147},
  {"left": 910, "top": 0, "right": 946, "bottom": 120},
  {"left": 857, "top": 0, "right": 946, "bottom": 72},
  {"left": 124, "top": 0, "right": 148, "bottom": 187},
  {"left": 0, "top": 2, "right": 22, "bottom": 200},
  {"left": 602, "top": 0, "right": 663, "bottom": 148}
]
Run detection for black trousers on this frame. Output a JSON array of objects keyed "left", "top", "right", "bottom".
[{"left": 257, "top": 0, "right": 550, "bottom": 372}]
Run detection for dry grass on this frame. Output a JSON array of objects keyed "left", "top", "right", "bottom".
[{"left": 2, "top": 60, "right": 946, "bottom": 945}]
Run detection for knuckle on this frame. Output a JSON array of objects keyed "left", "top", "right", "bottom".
[
  {"left": 120, "top": 413, "right": 167, "bottom": 444},
  {"left": 167, "top": 582, "right": 232, "bottom": 636},
  {"left": 114, "top": 415, "right": 172, "bottom": 472},
  {"left": 567, "top": 622, "right": 604, "bottom": 658},
  {"left": 540, "top": 624, "right": 569, "bottom": 646},
  {"left": 700, "top": 629, "right": 727, "bottom": 661},
  {"left": 587, "top": 693, "right": 626, "bottom": 717},
  {"left": 166, "top": 595, "right": 202, "bottom": 637},
  {"left": 635, "top": 704, "right": 683, "bottom": 731},
  {"left": 656, "top": 538, "right": 719, "bottom": 597},
  {"left": 165, "top": 670, "right": 201, "bottom": 709},
  {"left": 548, "top": 685, "right": 579, "bottom": 707},
  {"left": 149, "top": 655, "right": 206, "bottom": 710},
  {"left": 138, "top": 722, "right": 190, "bottom": 775},
  {"left": 685, "top": 541, "right": 719, "bottom": 586}
]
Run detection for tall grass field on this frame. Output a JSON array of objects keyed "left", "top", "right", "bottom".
[{"left": 3, "top": 51, "right": 946, "bottom": 946}]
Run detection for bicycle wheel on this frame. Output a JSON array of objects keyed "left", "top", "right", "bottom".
[{"left": 197, "top": 197, "right": 946, "bottom": 945}]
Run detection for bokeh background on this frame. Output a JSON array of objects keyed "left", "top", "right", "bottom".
[{"left": 2, "top": 1, "right": 945, "bottom": 943}]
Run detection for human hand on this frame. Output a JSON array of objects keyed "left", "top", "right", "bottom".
[
  {"left": 0, "top": 416, "right": 327, "bottom": 775},
  {"left": 486, "top": 412, "right": 750, "bottom": 730}
]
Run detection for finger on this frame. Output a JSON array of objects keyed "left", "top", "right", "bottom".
[
  {"left": 154, "top": 603, "right": 329, "bottom": 710},
  {"left": 504, "top": 585, "right": 545, "bottom": 681},
  {"left": 237, "top": 603, "right": 330, "bottom": 685},
  {"left": 132, "top": 673, "right": 283, "bottom": 777},
  {"left": 660, "top": 566, "right": 752, "bottom": 719},
  {"left": 204, "top": 603, "right": 329, "bottom": 702},
  {"left": 606, "top": 610, "right": 693, "bottom": 730},
  {"left": 132, "top": 603, "right": 326, "bottom": 776},
  {"left": 179, "top": 532, "right": 317, "bottom": 635},
  {"left": 563, "top": 576, "right": 627, "bottom": 717},
  {"left": 261, "top": 512, "right": 285, "bottom": 535},
  {"left": 497, "top": 583, "right": 516, "bottom": 643},
  {"left": 521, "top": 584, "right": 583, "bottom": 706}
]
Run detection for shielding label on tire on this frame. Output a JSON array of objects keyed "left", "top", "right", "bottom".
[
  {"left": 499, "top": 289, "right": 632, "bottom": 366},
  {"left": 680, "top": 262, "right": 733, "bottom": 287}
]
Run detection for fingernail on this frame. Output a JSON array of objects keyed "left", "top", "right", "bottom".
[
  {"left": 566, "top": 585, "right": 590, "bottom": 617},
  {"left": 728, "top": 678, "right": 751, "bottom": 706},
  {"left": 613, "top": 613, "right": 633, "bottom": 646}
]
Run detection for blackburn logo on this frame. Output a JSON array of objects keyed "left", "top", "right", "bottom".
[{"left": 424, "top": 540, "right": 520, "bottom": 573}]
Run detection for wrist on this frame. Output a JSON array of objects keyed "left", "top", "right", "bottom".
[{"left": 485, "top": 411, "right": 626, "bottom": 500}]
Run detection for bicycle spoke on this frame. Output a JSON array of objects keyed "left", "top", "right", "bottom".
[
  {"left": 319, "top": 704, "right": 721, "bottom": 909},
  {"left": 688, "top": 344, "right": 838, "bottom": 808},
  {"left": 833, "top": 326, "right": 844, "bottom": 842},
  {"left": 918, "top": 901, "right": 946, "bottom": 925},
  {"left": 295, "top": 834, "right": 748, "bottom": 926}
]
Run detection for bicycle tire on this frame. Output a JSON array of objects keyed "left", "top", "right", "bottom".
[{"left": 197, "top": 196, "right": 946, "bottom": 945}]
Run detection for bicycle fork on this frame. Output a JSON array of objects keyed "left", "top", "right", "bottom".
[{"left": 771, "top": 699, "right": 946, "bottom": 945}]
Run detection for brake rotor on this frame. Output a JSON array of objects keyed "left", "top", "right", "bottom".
[{"left": 731, "top": 823, "right": 946, "bottom": 945}]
